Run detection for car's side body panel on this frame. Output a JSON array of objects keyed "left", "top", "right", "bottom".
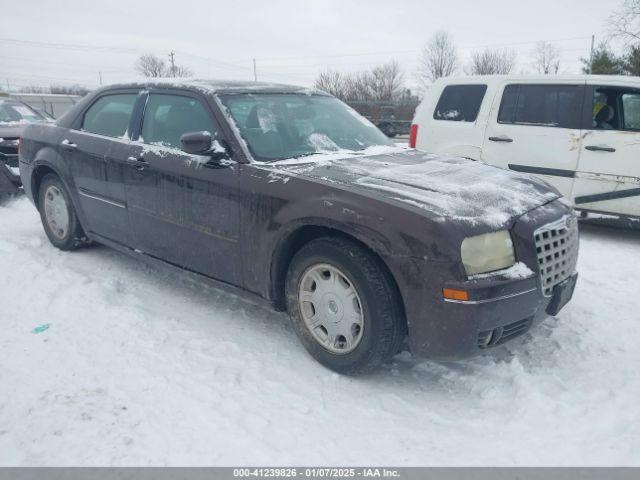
[{"left": 19, "top": 80, "right": 579, "bottom": 361}]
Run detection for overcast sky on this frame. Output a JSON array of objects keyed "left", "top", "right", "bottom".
[{"left": 0, "top": 0, "right": 617, "bottom": 92}]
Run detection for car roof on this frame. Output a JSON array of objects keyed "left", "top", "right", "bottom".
[{"left": 97, "top": 78, "right": 329, "bottom": 96}]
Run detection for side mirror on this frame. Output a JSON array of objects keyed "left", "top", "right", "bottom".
[{"left": 180, "top": 131, "right": 213, "bottom": 155}]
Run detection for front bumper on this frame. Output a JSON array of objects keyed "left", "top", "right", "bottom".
[
  {"left": 0, "top": 155, "right": 20, "bottom": 194},
  {"left": 0, "top": 152, "right": 21, "bottom": 193},
  {"left": 399, "top": 200, "right": 578, "bottom": 360}
]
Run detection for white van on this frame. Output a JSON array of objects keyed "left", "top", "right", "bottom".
[{"left": 410, "top": 75, "right": 640, "bottom": 218}]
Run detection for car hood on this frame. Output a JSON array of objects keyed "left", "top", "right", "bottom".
[
  {"left": 0, "top": 123, "right": 27, "bottom": 139},
  {"left": 269, "top": 149, "right": 561, "bottom": 228}
]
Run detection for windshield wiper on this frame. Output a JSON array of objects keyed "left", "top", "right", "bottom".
[{"left": 262, "top": 152, "right": 330, "bottom": 163}]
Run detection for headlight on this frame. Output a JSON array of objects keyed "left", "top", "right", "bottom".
[{"left": 461, "top": 230, "right": 515, "bottom": 276}]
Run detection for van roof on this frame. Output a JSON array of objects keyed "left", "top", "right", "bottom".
[{"left": 431, "top": 74, "right": 640, "bottom": 86}]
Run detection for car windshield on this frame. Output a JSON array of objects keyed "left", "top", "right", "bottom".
[
  {"left": 0, "top": 100, "right": 45, "bottom": 125},
  {"left": 219, "top": 93, "right": 393, "bottom": 162}
]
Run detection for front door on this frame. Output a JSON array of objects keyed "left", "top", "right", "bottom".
[
  {"left": 64, "top": 91, "right": 139, "bottom": 242},
  {"left": 572, "top": 84, "right": 640, "bottom": 217},
  {"left": 124, "top": 90, "right": 241, "bottom": 285},
  {"left": 482, "top": 82, "right": 585, "bottom": 197}
]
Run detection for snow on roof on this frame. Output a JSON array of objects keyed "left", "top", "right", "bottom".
[{"left": 98, "top": 78, "right": 326, "bottom": 96}]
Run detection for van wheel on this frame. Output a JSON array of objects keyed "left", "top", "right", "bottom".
[
  {"left": 285, "top": 237, "right": 405, "bottom": 375},
  {"left": 38, "top": 174, "right": 87, "bottom": 250}
]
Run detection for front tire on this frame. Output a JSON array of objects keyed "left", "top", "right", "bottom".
[
  {"left": 38, "top": 174, "right": 86, "bottom": 250},
  {"left": 285, "top": 237, "right": 405, "bottom": 375}
]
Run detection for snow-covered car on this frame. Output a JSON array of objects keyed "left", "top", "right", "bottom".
[
  {"left": 18, "top": 80, "right": 579, "bottom": 374},
  {"left": 0, "top": 97, "right": 50, "bottom": 194}
]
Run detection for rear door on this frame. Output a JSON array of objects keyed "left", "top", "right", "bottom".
[
  {"left": 415, "top": 83, "right": 489, "bottom": 160},
  {"left": 124, "top": 90, "right": 241, "bottom": 284},
  {"left": 64, "top": 91, "right": 139, "bottom": 243},
  {"left": 572, "top": 84, "right": 640, "bottom": 216},
  {"left": 482, "top": 82, "right": 585, "bottom": 197}
]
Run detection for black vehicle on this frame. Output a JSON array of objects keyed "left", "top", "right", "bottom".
[
  {"left": 1, "top": 97, "right": 49, "bottom": 194},
  {"left": 18, "top": 80, "right": 579, "bottom": 374}
]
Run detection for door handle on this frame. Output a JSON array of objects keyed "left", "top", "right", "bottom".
[
  {"left": 585, "top": 145, "right": 616, "bottom": 153},
  {"left": 488, "top": 136, "right": 513, "bottom": 143},
  {"left": 127, "top": 156, "right": 149, "bottom": 171},
  {"left": 60, "top": 139, "right": 78, "bottom": 151}
]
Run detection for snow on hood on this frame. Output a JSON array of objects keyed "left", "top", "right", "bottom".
[
  {"left": 0, "top": 122, "right": 28, "bottom": 138},
  {"left": 267, "top": 149, "right": 561, "bottom": 228}
]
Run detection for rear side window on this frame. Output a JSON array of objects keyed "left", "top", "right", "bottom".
[
  {"left": 433, "top": 85, "right": 487, "bottom": 122},
  {"left": 622, "top": 92, "right": 640, "bottom": 130},
  {"left": 82, "top": 94, "right": 137, "bottom": 138},
  {"left": 498, "top": 84, "right": 582, "bottom": 129},
  {"left": 141, "top": 94, "right": 218, "bottom": 149}
]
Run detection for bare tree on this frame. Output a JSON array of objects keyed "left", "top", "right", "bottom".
[
  {"left": 467, "top": 49, "right": 516, "bottom": 75},
  {"left": 315, "top": 61, "right": 405, "bottom": 102},
  {"left": 417, "top": 31, "right": 458, "bottom": 86},
  {"left": 369, "top": 60, "right": 404, "bottom": 101},
  {"left": 50, "top": 84, "right": 91, "bottom": 96},
  {"left": 609, "top": 0, "right": 640, "bottom": 44},
  {"left": 135, "top": 54, "right": 168, "bottom": 77},
  {"left": 135, "top": 53, "right": 193, "bottom": 78},
  {"left": 532, "top": 41, "right": 561, "bottom": 74},
  {"left": 16, "top": 85, "right": 49, "bottom": 94},
  {"left": 344, "top": 71, "right": 375, "bottom": 101},
  {"left": 172, "top": 65, "right": 194, "bottom": 78},
  {"left": 314, "top": 70, "right": 348, "bottom": 100}
]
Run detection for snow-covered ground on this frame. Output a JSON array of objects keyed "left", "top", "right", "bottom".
[{"left": 1, "top": 194, "right": 639, "bottom": 466}]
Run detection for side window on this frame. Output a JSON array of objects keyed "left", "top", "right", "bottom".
[
  {"left": 82, "top": 94, "right": 137, "bottom": 137},
  {"left": 592, "top": 86, "right": 640, "bottom": 131},
  {"left": 498, "top": 84, "right": 582, "bottom": 129},
  {"left": 622, "top": 92, "right": 640, "bottom": 130},
  {"left": 433, "top": 85, "right": 487, "bottom": 122},
  {"left": 141, "top": 94, "right": 217, "bottom": 149}
]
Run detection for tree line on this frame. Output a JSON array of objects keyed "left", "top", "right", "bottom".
[
  {"left": 8, "top": 1, "right": 640, "bottom": 96},
  {"left": 315, "top": 0, "right": 640, "bottom": 99}
]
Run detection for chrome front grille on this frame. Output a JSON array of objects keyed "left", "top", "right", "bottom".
[{"left": 534, "top": 215, "right": 579, "bottom": 296}]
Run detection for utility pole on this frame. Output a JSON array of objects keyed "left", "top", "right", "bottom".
[
  {"left": 589, "top": 35, "right": 595, "bottom": 74},
  {"left": 5, "top": 79, "right": 10, "bottom": 93},
  {"left": 169, "top": 51, "right": 177, "bottom": 78},
  {"left": 98, "top": 71, "right": 103, "bottom": 85},
  {"left": 253, "top": 58, "right": 257, "bottom": 82}
]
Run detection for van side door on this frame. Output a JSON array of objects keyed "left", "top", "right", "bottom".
[
  {"left": 572, "top": 84, "right": 640, "bottom": 216},
  {"left": 482, "top": 82, "right": 585, "bottom": 197}
]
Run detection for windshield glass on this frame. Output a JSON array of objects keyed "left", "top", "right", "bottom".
[
  {"left": 219, "top": 93, "right": 393, "bottom": 162},
  {"left": 0, "top": 100, "right": 45, "bottom": 125}
]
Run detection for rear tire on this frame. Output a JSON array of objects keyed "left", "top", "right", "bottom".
[
  {"left": 38, "top": 174, "right": 87, "bottom": 250},
  {"left": 285, "top": 237, "right": 406, "bottom": 375}
]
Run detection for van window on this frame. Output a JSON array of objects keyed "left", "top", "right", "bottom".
[
  {"left": 622, "top": 93, "right": 640, "bottom": 130},
  {"left": 592, "top": 86, "right": 640, "bottom": 131},
  {"left": 498, "top": 84, "right": 582, "bottom": 129},
  {"left": 433, "top": 85, "right": 487, "bottom": 122},
  {"left": 82, "top": 94, "right": 137, "bottom": 137}
]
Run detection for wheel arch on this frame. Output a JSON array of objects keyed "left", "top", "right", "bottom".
[
  {"left": 31, "top": 163, "right": 60, "bottom": 206},
  {"left": 269, "top": 223, "right": 407, "bottom": 326},
  {"left": 30, "top": 161, "right": 87, "bottom": 231}
]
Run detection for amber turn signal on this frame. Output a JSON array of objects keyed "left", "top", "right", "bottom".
[{"left": 443, "top": 288, "right": 469, "bottom": 301}]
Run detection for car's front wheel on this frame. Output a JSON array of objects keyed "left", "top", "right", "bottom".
[
  {"left": 38, "top": 173, "right": 87, "bottom": 250},
  {"left": 285, "top": 237, "right": 405, "bottom": 375}
]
